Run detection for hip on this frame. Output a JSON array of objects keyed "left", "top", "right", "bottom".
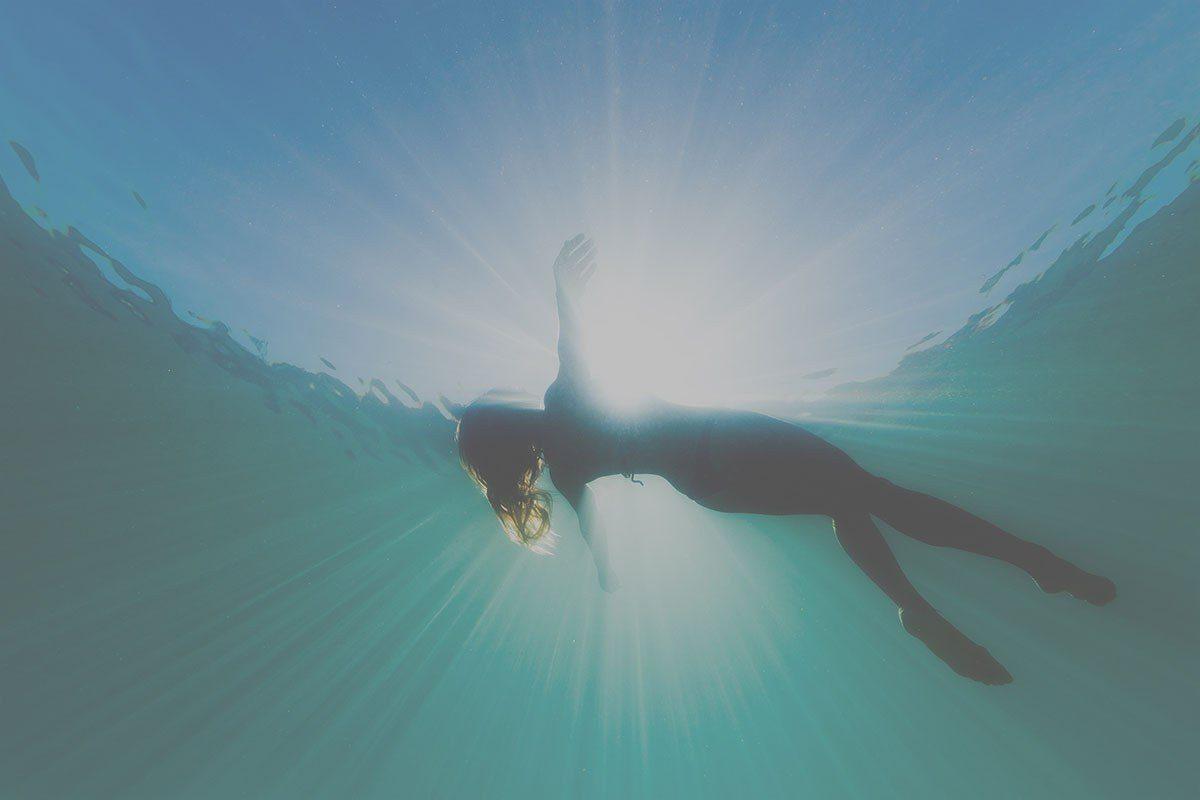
[{"left": 668, "top": 409, "right": 874, "bottom": 515}]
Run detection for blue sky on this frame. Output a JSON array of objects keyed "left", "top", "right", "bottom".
[{"left": 3, "top": 1, "right": 1198, "bottom": 403}]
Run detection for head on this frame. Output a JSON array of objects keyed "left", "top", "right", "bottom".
[{"left": 456, "top": 391, "right": 552, "bottom": 551}]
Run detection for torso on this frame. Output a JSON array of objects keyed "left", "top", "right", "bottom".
[
  {"left": 542, "top": 377, "right": 711, "bottom": 492},
  {"left": 542, "top": 377, "right": 871, "bottom": 513}
]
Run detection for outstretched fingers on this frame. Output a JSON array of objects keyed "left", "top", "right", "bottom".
[
  {"left": 554, "top": 235, "right": 599, "bottom": 290},
  {"left": 556, "top": 234, "right": 592, "bottom": 267},
  {"left": 570, "top": 238, "right": 596, "bottom": 267},
  {"left": 557, "top": 233, "right": 586, "bottom": 262}
]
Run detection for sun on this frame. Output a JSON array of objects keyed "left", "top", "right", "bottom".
[{"left": 582, "top": 273, "right": 722, "bottom": 409}]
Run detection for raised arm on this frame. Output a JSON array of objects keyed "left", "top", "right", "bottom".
[
  {"left": 552, "top": 234, "right": 597, "bottom": 386},
  {"left": 556, "top": 474, "right": 620, "bottom": 593}
]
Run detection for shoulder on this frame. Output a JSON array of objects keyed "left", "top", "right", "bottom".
[
  {"left": 545, "top": 372, "right": 597, "bottom": 411},
  {"left": 544, "top": 373, "right": 577, "bottom": 404},
  {"left": 543, "top": 378, "right": 574, "bottom": 423},
  {"left": 543, "top": 377, "right": 565, "bottom": 408}
]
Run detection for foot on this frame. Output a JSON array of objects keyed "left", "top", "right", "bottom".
[
  {"left": 1029, "top": 554, "right": 1116, "bottom": 606},
  {"left": 598, "top": 569, "right": 621, "bottom": 594},
  {"left": 900, "top": 606, "right": 1013, "bottom": 685}
]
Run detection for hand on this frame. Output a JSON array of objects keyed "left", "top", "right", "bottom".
[
  {"left": 598, "top": 567, "right": 621, "bottom": 594},
  {"left": 554, "top": 234, "right": 597, "bottom": 300}
]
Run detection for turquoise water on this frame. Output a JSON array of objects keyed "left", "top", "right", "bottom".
[{"left": 4, "top": 115, "right": 1200, "bottom": 799}]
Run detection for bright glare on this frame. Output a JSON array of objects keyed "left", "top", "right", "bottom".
[{"left": 583, "top": 256, "right": 729, "bottom": 409}]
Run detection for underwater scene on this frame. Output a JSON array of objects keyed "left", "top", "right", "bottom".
[{"left": 3, "top": 3, "right": 1199, "bottom": 798}]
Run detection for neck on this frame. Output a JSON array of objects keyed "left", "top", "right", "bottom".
[{"left": 509, "top": 407, "right": 546, "bottom": 449}]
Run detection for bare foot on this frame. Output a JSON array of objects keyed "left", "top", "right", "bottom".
[
  {"left": 900, "top": 607, "right": 1013, "bottom": 685},
  {"left": 1030, "top": 556, "right": 1117, "bottom": 606}
]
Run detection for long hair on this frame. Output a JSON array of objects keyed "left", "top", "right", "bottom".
[{"left": 456, "top": 392, "right": 553, "bottom": 551}]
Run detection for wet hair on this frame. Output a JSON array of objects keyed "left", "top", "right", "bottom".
[{"left": 456, "top": 393, "right": 553, "bottom": 551}]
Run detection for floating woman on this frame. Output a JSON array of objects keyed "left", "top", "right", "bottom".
[{"left": 456, "top": 235, "right": 1116, "bottom": 684}]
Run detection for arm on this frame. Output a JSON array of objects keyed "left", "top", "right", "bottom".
[
  {"left": 557, "top": 477, "right": 620, "bottom": 593},
  {"left": 552, "top": 234, "right": 597, "bottom": 386}
]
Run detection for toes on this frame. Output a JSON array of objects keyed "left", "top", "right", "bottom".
[
  {"left": 956, "top": 644, "right": 1013, "bottom": 685},
  {"left": 1079, "top": 576, "right": 1117, "bottom": 606},
  {"left": 1066, "top": 570, "right": 1117, "bottom": 605},
  {"left": 974, "top": 650, "right": 1014, "bottom": 685}
]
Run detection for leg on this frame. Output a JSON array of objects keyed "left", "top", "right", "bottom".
[
  {"left": 834, "top": 512, "right": 1012, "bottom": 685},
  {"left": 868, "top": 479, "right": 1116, "bottom": 605}
]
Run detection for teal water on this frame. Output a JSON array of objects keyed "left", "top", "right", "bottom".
[{"left": 3, "top": 123, "right": 1199, "bottom": 799}]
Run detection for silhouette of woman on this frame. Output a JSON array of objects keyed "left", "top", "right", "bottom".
[{"left": 457, "top": 235, "right": 1116, "bottom": 684}]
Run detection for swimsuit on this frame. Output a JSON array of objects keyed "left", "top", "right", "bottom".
[
  {"left": 688, "top": 413, "right": 724, "bottom": 499},
  {"left": 618, "top": 412, "right": 723, "bottom": 500}
]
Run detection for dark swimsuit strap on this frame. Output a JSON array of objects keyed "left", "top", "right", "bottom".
[{"left": 617, "top": 419, "right": 644, "bottom": 485}]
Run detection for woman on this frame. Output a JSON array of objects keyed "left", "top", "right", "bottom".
[{"left": 457, "top": 235, "right": 1116, "bottom": 685}]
